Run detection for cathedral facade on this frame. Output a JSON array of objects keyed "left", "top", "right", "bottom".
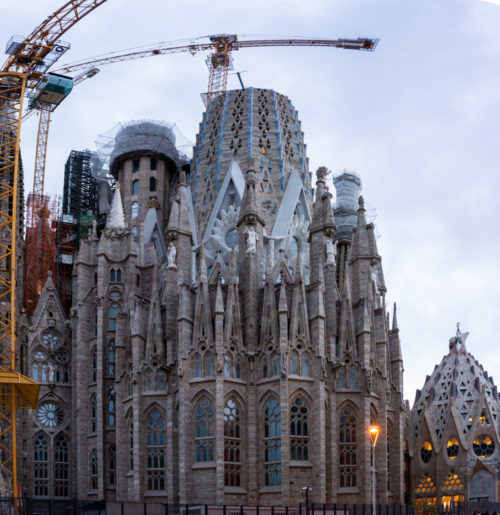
[{"left": 19, "top": 88, "right": 405, "bottom": 506}]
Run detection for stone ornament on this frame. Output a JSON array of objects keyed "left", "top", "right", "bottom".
[
  {"left": 244, "top": 226, "right": 257, "bottom": 255},
  {"left": 325, "top": 239, "right": 337, "bottom": 266},
  {"left": 167, "top": 242, "right": 177, "bottom": 269}
]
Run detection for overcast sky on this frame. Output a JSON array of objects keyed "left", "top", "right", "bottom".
[{"left": 2, "top": 0, "right": 500, "bottom": 405}]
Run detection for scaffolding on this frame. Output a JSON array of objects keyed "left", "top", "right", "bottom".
[
  {"left": 62, "top": 150, "right": 98, "bottom": 217},
  {"left": 23, "top": 193, "right": 58, "bottom": 316}
]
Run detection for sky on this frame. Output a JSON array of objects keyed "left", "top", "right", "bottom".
[{"left": 1, "top": 0, "right": 500, "bottom": 405}]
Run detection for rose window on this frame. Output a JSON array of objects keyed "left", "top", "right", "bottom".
[{"left": 37, "top": 403, "right": 64, "bottom": 428}]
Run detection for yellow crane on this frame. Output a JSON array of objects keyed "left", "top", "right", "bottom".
[{"left": 0, "top": 0, "right": 108, "bottom": 505}]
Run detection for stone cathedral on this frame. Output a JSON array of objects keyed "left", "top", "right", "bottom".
[{"left": 18, "top": 88, "right": 406, "bottom": 505}]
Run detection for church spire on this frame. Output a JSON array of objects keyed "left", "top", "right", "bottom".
[{"left": 106, "top": 185, "right": 126, "bottom": 230}]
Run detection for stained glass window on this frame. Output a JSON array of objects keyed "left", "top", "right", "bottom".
[
  {"left": 195, "top": 397, "right": 214, "bottom": 462},
  {"left": 54, "top": 433, "right": 69, "bottom": 497},
  {"left": 108, "top": 340, "right": 115, "bottom": 376},
  {"left": 147, "top": 410, "right": 165, "bottom": 490},
  {"left": 90, "top": 450, "right": 98, "bottom": 491},
  {"left": 264, "top": 398, "right": 281, "bottom": 486},
  {"left": 37, "top": 403, "right": 64, "bottom": 428},
  {"left": 290, "top": 398, "right": 308, "bottom": 460},
  {"left": 108, "top": 445, "right": 116, "bottom": 487},
  {"left": 339, "top": 405, "right": 357, "bottom": 487},
  {"left": 34, "top": 432, "right": 49, "bottom": 496}
]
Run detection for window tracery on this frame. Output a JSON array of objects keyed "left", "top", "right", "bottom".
[
  {"left": 90, "top": 450, "right": 98, "bottom": 491},
  {"left": 108, "top": 445, "right": 116, "bottom": 487},
  {"left": 421, "top": 441, "right": 433, "bottom": 463},
  {"left": 54, "top": 433, "right": 69, "bottom": 497},
  {"left": 195, "top": 397, "right": 215, "bottom": 462},
  {"left": 90, "top": 346, "right": 97, "bottom": 383},
  {"left": 147, "top": 409, "right": 166, "bottom": 490},
  {"left": 108, "top": 388, "right": 116, "bottom": 427},
  {"left": 446, "top": 437, "right": 459, "bottom": 459},
  {"left": 264, "top": 398, "right": 281, "bottom": 486},
  {"left": 224, "top": 397, "right": 242, "bottom": 486},
  {"left": 32, "top": 349, "right": 48, "bottom": 382},
  {"left": 224, "top": 353, "right": 243, "bottom": 379},
  {"left": 108, "top": 302, "right": 120, "bottom": 330},
  {"left": 34, "top": 432, "right": 49, "bottom": 496},
  {"left": 107, "top": 339, "right": 115, "bottom": 377},
  {"left": 90, "top": 394, "right": 97, "bottom": 433},
  {"left": 290, "top": 397, "right": 308, "bottom": 460},
  {"left": 339, "top": 405, "right": 357, "bottom": 488}
]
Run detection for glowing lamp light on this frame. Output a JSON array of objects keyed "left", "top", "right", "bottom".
[{"left": 368, "top": 425, "right": 381, "bottom": 447}]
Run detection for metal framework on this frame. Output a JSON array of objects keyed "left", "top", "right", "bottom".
[
  {"left": 0, "top": 0, "right": 109, "bottom": 503},
  {"left": 55, "top": 34, "right": 378, "bottom": 106}
]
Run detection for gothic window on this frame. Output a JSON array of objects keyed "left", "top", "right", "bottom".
[
  {"left": 108, "top": 445, "right": 116, "bottom": 487},
  {"left": 224, "top": 398, "right": 242, "bottom": 487},
  {"left": 42, "top": 330, "right": 60, "bottom": 348},
  {"left": 129, "top": 417, "right": 134, "bottom": 471},
  {"left": 290, "top": 351, "right": 298, "bottom": 375},
  {"left": 421, "top": 441, "right": 433, "bottom": 463},
  {"left": 146, "top": 410, "right": 166, "bottom": 491},
  {"left": 271, "top": 354, "right": 279, "bottom": 377},
  {"left": 156, "top": 369, "right": 167, "bottom": 391},
  {"left": 338, "top": 368, "right": 346, "bottom": 389},
  {"left": 32, "top": 349, "right": 48, "bottom": 382},
  {"left": 149, "top": 177, "right": 157, "bottom": 192},
  {"left": 90, "top": 450, "right": 98, "bottom": 491},
  {"left": 132, "top": 179, "right": 139, "bottom": 195},
  {"left": 145, "top": 368, "right": 154, "bottom": 390},
  {"left": 204, "top": 352, "right": 214, "bottom": 376},
  {"left": 224, "top": 355, "right": 231, "bottom": 377},
  {"left": 264, "top": 398, "right": 281, "bottom": 486},
  {"left": 90, "top": 347, "right": 97, "bottom": 383},
  {"left": 108, "top": 302, "right": 120, "bottom": 330},
  {"left": 55, "top": 350, "right": 69, "bottom": 384},
  {"left": 339, "top": 405, "right": 357, "bottom": 488},
  {"left": 90, "top": 394, "right": 97, "bottom": 433},
  {"left": 107, "top": 340, "right": 115, "bottom": 376},
  {"left": 473, "top": 435, "right": 495, "bottom": 458},
  {"left": 131, "top": 202, "right": 139, "bottom": 219},
  {"left": 447, "top": 437, "right": 459, "bottom": 460},
  {"left": 54, "top": 433, "right": 69, "bottom": 497},
  {"left": 349, "top": 368, "right": 357, "bottom": 389},
  {"left": 193, "top": 354, "right": 202, "bottom": 377},
  {"left": 195, "top": 397, "right": 215, "bottom": 462},
  {"left": 302, "top": 353, "right": 310, "bottom": 377},
  {"left": 108, "top": 388, "right": 116, "bottom": 427},
  {"left": 234, "top": 355, "right": 241, "bottom": 378},
  {"left": 290, "top": 397, "right": 309, "bottom": 460},
  {"left": 33, "top": 432, "right": 49, "bottom": 496}
]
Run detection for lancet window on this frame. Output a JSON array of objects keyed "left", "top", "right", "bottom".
[
  {"left": 33, "top": 432, "right": 49, "bottom": 496},
  {"left": 107, "top": 339, "right": 115, "bottom": 377},
  {"left": 90, "top": 394, "right": 97, "bottom": 433},
  {"left": 90, "top": 450, "right": 98, "bottom": 491},
  {"left": 108, "top": 445, "right": 116, "bottom": 487},
  {"left": 90, "top": 346, "right": 97, "bottom": 383},
  {"left": 224, "top": 353, "right": 242, "bottom": 379},
  {"left": 54, "top": 433, "right": 69, "bottom": 497},
  {"left": 129, "top": 417, "right": 134, "bottom": 471},
  {"left": 262, "top": 353, "right": 280, "bottom": 378},
  {"left": 132, "top": 179, "right": 139, "bottom": 195},
  {"left": 146, "top": 409, "right": 166, "bottom": 491},
  {"left": 108, "top": 388, "right": 116, "bottom": 427},
  {"left": 131, "top": 202, "right": 139, "bottom": 219},
  {"left": 195, "top": 397, "right": 215, "bottom": 462},
  {"left": 108, "top": 302, "right": 120, "bottom": 330},
  {"left": 32, "top": 349, "right": 48, "bottom": 382},
  {"left": 289, "top": 351, "right": 310, "bottom": 376},
  {"left": 290, "top": 397, "right": 309, "bottom": 460},
  {"left": 224, "top": 397, "right": 242, "bottom": 486},
  {"left": 192, "top": 352, "right": 215, "bottom": 378},
  {"left": 339, "top": 405, "right": 357, "bottom": 488},
  {"left": 109, "top": 268, "right": 122, "bottom": 283},
  {"left": 264, "top": 398, "right": 281, "bottom": 486}
]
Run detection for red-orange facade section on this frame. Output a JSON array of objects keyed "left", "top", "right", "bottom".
[{"left": 24, "top": 193, "right": 58, "bottom": 315}]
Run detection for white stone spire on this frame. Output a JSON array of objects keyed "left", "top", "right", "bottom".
[{"left": 106, "top": 185, "right": 126, "bottom": 230}]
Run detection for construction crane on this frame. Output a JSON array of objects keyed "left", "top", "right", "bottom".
[
  {"left": 0, "top": 0, "right": 108, "bottom": 505},
  {"left": 54, "top": 33, "right": 378, "bottom": 106}
]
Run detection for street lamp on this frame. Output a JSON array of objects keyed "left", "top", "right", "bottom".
[
  {"left": 302, "top": 486, "right": 311, "bottom": 515},
  {"left": 368, "top": 425, "right": 381, "bottom": 515}
]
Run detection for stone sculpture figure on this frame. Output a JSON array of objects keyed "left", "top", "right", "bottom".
[
  {"left": 325, "top": 239, "right": 337, "bottom": 266},
  {"left": 245, "top": 226, "right": 257, "bottom": 255},
  {"left": 167, "top": 242, "right": 177, "bottom": 269}
]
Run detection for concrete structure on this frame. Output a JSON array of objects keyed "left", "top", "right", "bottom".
[
  {"left": 19, "top": 89, "right": 406, "bottom": 505},
  {"left": 410, "top": 327, "right": 500, "bottom": 505}
]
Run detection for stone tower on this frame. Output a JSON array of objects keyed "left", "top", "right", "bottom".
[{"left": 22, "top": 93, "right": 406, "bottom": 506}]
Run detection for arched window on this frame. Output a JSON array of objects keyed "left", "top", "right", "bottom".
[
  {"left": 108, "top": 302, "right": 120, "bottom": 330},
  {"left": 290, "top": 351, "right": 299, "bottom": 375},
  {"left": 302, "top": 353, "right": 310, "bottom": 376},
  {"left": 339, "top": 405, "right": 357, "bottom": 487},
  {"left": 145, "top": 368, "right": 154, "bottom": 390},
  {"left": 224, "top": 397, "right": 242, "bottom": 486},
  {"left": 349, "top": 367, "right": 357, "bottom": 389},
  {"left": 271, "top": 354, "right": 279, "bottom": 377},
  {"left": 107, "top": 340, "right": 115, "bottom": 376},
  {"left": 90, "top": 347, "right": 97, "bottom": 383},
  {"left": 234, "top": 355, "right": 242, "bottom": 378},
  {"left": 54, "top": 433, "right": 69, "bottom": 497},
  {"left": 110, "top": 268, "right": 115, "bottom": 282},
  {"left": 264, "top": 398, "right": 281, "bottom": 486},
  {"left": 33, "top": 432, "right": 49, "bottom": 496},
  {"left": 108, "top": 388, "right": 115, "bottom": 427},
  {"left": 147, "top": 410, "right": 165, "bottom": 491},
  {"left": 290, "top": 397, "right": 309, "bottom": 460},
  {"left": 338, "top": 368, "right": 346, "bottom": 389},
  {"left": 149, "top": 177, "right": 157, "bottom": 192},
  {"left": 108, "top": 445, "right": 116, "bottom": 487},
  {"left": 131, "top": 202, "right": 139, "bottom": 219},
  {"left": 132, "top": 179, "right": 139, "bottom": 195},
  {"left": 204, "top": 352, "right": 214, "bottom": 376},
  {"left": 90, "top": 450, "right": 98, "bottom": 491},
  {"left": 55, "top": 350, "right": 69, "bottom": 384},
  {"left": 90, "top": 394, "right": 97, "bottom": 433},
  {"left": 156, "top": 370, "right": 167, "bottom": 391},
  {"left": 32, "top": 349, "right": 48, "bottom": 382},
  {"left": 193, "top": 354, "right": 202, "bottom": 377},
  {"left": 129, "top": 417, "right": 134, "bottom": 471},
  {"left": 224, "top": 355, "right": 231, "bottom": 377},
  {"left": 195, "top": 397, "right": 215, "bottom": 462}
]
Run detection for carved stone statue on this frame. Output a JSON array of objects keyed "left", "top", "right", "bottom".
[
  {"left": 370, "top": 262, "right": 379, "bottom": 296},
  {"left": 325, "top": 239, "right": 337, "bottom": 266},
  {"left": 245, "top": 226, "right": 257, "bottom": 255},
  {"left": 281, "top": 351, "right": 287, "bottom": 377},
  {"left": 167, "top": 242, "right": 177, "bottom": 269},
  {"left": 216, "top": 353, "right": 224, "bottom": 374},
  {"left": 48, "top": 361, "right": 56, "bottom": 383}
]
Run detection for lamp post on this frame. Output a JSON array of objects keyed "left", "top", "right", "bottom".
[
  {"left": 302, "top": 486, "right": 311, "bottom": 515},
  {"left": 368, "top": 425, "right": 381, "bottom": 515}
]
